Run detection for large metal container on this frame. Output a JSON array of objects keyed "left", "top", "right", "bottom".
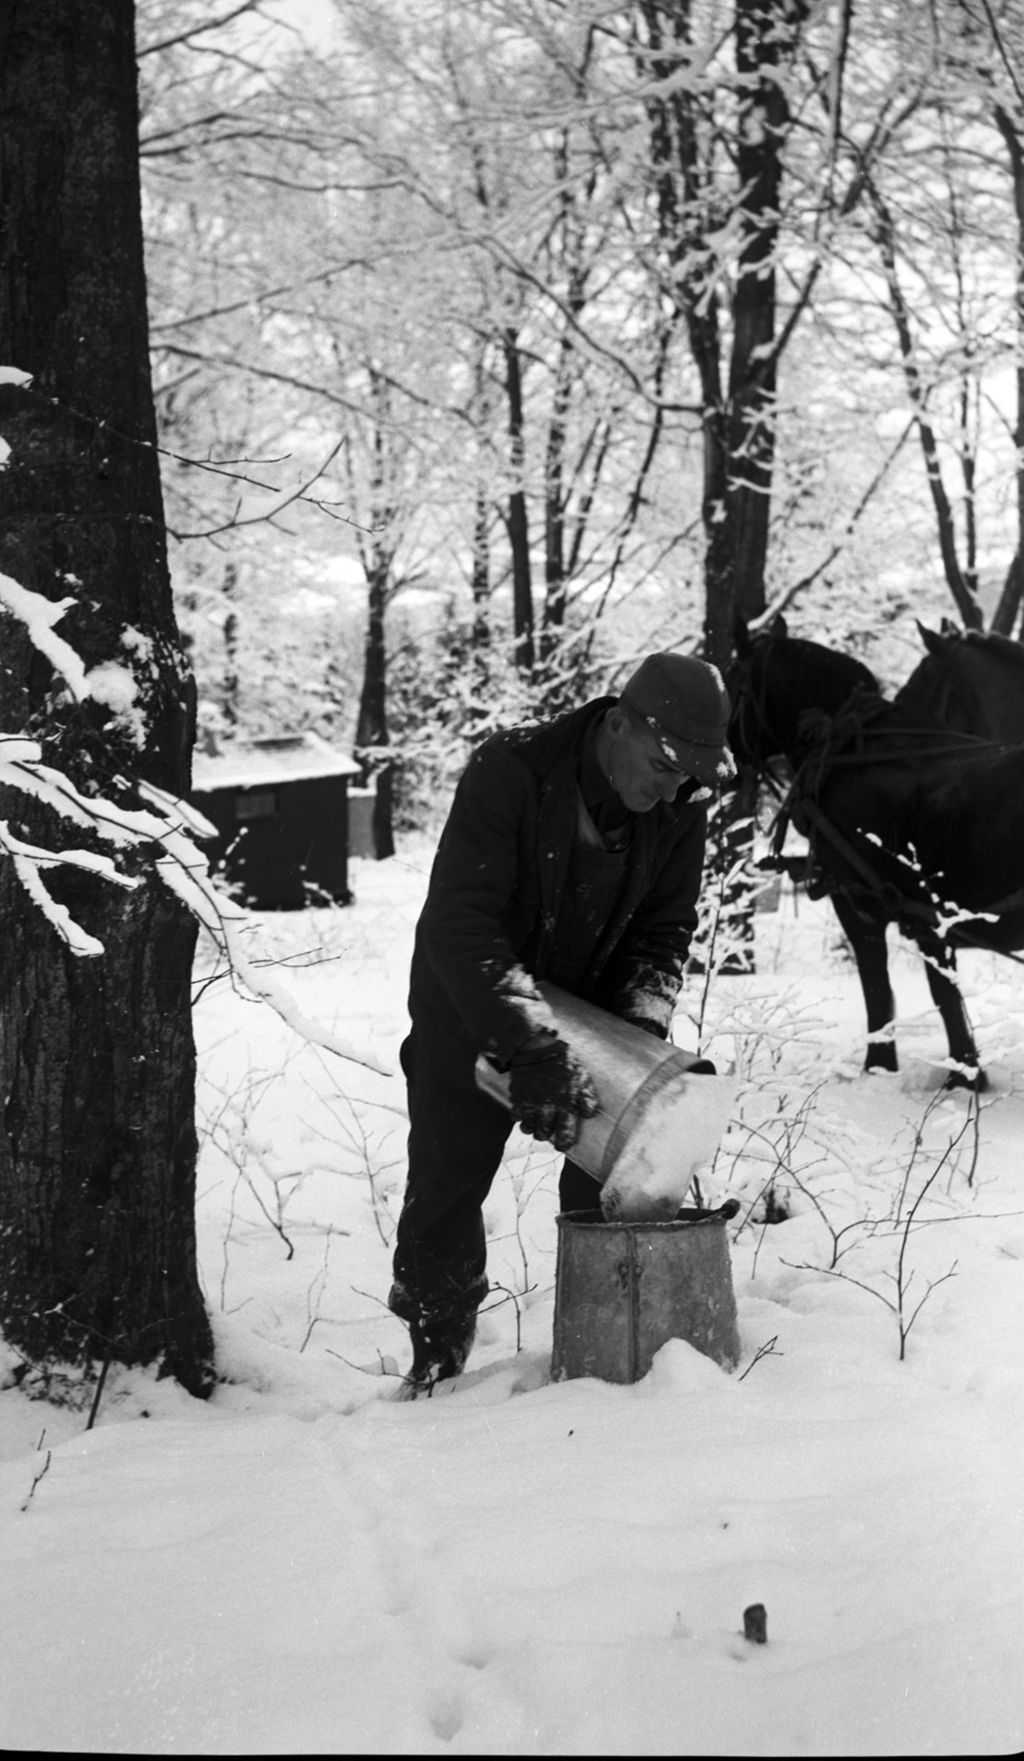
[
  {"left": 551, "top": 1206, "right": 741, "bottom": 1382},
  {"left": 475, "top": 981, "right": 735, "bottom": 1222}
]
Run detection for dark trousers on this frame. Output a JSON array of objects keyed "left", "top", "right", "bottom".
[{"left": 390, "top": 1020, "right": 598, "bottom": 1329}]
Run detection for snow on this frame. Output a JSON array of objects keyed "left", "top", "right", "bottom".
[
  {"left": 0, "top": 572, "right": 90, "bottom": 700},
  {"left": 1, "top": 844, "right": 1022, "bottom": 1757},
  {"left": 192, "top": 731, "right": 361, "bottom": 793},
  {"left": 599, "top": 1069, "right": 737, "bottom": 1222},
  {"left": 1, "top": 820, "right": 141, "bottom": 956},
  {"left": 0, "top": 572, "right": 145, "bottom": 746},
  {"left": 84, "top": 660, "right": 147, "bottom": 749}
]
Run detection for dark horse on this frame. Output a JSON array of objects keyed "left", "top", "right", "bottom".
[
  {"left": 728, "top": 614, "right": 1024, "bottom": 1089},
  {"left": 896, "top": 619, "right": 1024, "bottom": 742}
]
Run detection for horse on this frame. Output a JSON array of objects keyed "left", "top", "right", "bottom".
[
  {"left": 728, "top": 614, "right": 1024, "bottom": 1089},
  {"left": 896, "top": 619, "right": 1024, "bottom": 742}
]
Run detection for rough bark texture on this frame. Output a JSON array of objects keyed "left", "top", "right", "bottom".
[{"left": 0, "top": 0, "right": 214, "bottom": 1393}]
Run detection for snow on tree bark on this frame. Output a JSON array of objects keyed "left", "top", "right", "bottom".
[{"left": 0, "top": 0, "right": 214, "bottom": 1393}]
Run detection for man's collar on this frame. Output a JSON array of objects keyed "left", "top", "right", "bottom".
[
  {"left": 580, "top": 712, "right": 631, "bottom": 831},
  {"left": 580, "top": 711, "right": 614, "bottom": 803}
]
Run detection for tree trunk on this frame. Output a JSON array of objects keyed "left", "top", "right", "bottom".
[
  {"left": 727, "top": 0, "right": 805, "bottom": 633},
  {"left": 868, "top": 183, "right": 982, "bottom": 630},
  {"left": 0, "top": 0, "right": 213, "bottom": 1393},
  {"left": 353, "top": 374, "right": 395, "bottom": 858},
  {"left": 637, "top": 0, "right": 808, "bottom": 969},
  {"left": 222, "top": 561, "right": 240, "bottom": 726},
  {"left": 471, "top": 483, "right": 491, "bottom": 649},
  {"left": 541, "top": 148, "right": 589, "bottom": 661},
  {"left": 638, "top": 0, "right": 810, "bottom": 663},
  {"left": 993, "top": 105, "right": 1024, "bottom": 639},
  {"left": 354, "top": 559, "right": 395, "bottom": 859},
  {"left": 503, "top": 326, "right": 535, "bottom": 671},
  {"left": 991, "top": 552, "right": 1022, "bottom": 639}
]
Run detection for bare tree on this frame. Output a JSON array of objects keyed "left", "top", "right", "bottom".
[
  {"left": 632, "top": 0, "right": 814, "bottom": 667},
  {"left": 133, "top": 0, "right": 1023, "bottom": 763}
]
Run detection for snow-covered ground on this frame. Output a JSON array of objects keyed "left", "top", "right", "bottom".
[{"left": 1, "top": 841, "right": 1022, "bottom": 1756}]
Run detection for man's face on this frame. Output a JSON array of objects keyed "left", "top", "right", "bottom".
[{"left": 604, "top": 707, "right": 692, "bottom": 812}]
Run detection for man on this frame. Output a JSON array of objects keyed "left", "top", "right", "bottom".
[{"left": 388, "top": 651, "right": 735, "bottom": 1395}]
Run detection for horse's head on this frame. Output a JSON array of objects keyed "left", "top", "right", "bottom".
[
  {"left": 727, "top": 613, "right": 880, "bottom": 773},
  {"left": 893, "top": 622, "right": 961, "bottom": 727},
  {"left": 726, "top": 615, "right": 786, "bottom": 770},
  {"left": 896, "top": 621, "right": 1024, "bottom": 742}
]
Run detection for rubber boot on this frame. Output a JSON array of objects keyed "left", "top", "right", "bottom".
[{"left": 398, "top": 1312, "right": 478, "bottom": 1400}]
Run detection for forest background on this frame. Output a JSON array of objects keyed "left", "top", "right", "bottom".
[{"left": 139, "top": 0, "right": 1024, "bottom": 847}]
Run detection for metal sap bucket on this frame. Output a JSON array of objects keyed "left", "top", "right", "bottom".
[
  {"left": 474, "top": 981, "right": 735, "bottom": 1222},
  {"left": 551, "top": 1205, "right": 741, "bottom": 1382}
]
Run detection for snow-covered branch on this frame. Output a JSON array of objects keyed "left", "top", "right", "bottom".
[
  {"left": 0, "top": 541, "right": 390, "bottom": 1077},
  {"left": 0, "top": 738, "right": 389, "bottom": 1075},
  {"left": 0, "top": 575, "right": 92, "bottom": 700}
]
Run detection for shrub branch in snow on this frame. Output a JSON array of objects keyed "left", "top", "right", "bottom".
[{"left": 777, "top": 1090, "right": 985, "bottom": 1359}]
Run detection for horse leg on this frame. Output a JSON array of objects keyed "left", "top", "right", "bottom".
[
  {"left": 829, "top": 893, "right": 898, "bottom": 1073},
  {"left": 915, "top": 933, "right": 985, "bottom": 1091}
]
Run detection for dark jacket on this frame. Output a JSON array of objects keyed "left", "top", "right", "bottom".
[{"left": 409, "top": 698, "right": 708, "bottom": 1062}]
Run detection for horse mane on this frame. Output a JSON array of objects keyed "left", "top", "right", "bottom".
[
  {"left": 809, "top": 674, "right": 1004, "bottom": 765},
  {"left": 962, "top": 628, "right": 1024, "bottom": 674}
]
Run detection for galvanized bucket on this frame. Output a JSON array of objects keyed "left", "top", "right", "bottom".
[
  {"left": 475, "top": 981, "right": 735, "bottom": 1222},
  {"left": 551, "top": 1205, "right": 741, "bottom": 1383}
]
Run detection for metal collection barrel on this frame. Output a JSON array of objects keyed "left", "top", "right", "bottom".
[
  {"left": 474, "top": 981, "right": 741, "bottom": 1381},
  {"left": 551, "top": 1206, "right": 741, "bottom": 1383}
]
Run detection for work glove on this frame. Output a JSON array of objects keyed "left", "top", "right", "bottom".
[
  {"left": 507, "top": 1037, "right": 600, "bottom": 1154},
  {"left": 621, "top": 1014, "right": 668, "bottom": 1040}
]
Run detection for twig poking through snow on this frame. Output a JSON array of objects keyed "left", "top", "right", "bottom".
[{"left": 19, "top": 1448, "right": 52, "bottom": 1514}]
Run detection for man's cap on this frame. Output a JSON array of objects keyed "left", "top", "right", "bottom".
[{"left": 620, "top": 651, "right": 736, "bottom": 787}]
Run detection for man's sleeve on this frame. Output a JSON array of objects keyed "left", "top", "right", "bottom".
[
  {"left": 415, "top": 746, "right": 560, "bottom": 1061},
  {"left": 599, "top": 808, "right": 707, "bottom": 1034}
]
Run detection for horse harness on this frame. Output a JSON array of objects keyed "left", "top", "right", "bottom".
[{"left": 761, "top": 697, "right": 1024, "bottom": 958}]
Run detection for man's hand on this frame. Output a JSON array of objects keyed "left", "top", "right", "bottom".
[{"left": 507, "top": 1038, "right": 600, "bottom": 1154}]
